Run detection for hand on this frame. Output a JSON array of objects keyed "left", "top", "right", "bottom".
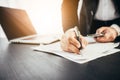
[
  {"left": 95, "top": 27, "right": 118, "bottom": 42},
  {"left": 60, "top": 28, "right": 88, "bottom": 54}
]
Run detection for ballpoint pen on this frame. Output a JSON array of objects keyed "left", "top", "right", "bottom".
[
  {"left": 94, "top": 33, "right": 104, "bottom": 38},
  {"left": 74, "top": 26, "right": 82, "bottom": 50},
  {"left": 88, "top": 33, "right": 104, "bottom": 38}
]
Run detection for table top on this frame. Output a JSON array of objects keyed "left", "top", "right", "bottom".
[{"left": 0, "top": 38, "right": 120, "bottom": 80}]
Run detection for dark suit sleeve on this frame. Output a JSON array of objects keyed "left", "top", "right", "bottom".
[{"left": 61, "top": 0, "right": 79, "bottom": 32}]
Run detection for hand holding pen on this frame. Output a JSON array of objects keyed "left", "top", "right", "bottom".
[
  {"left": 60, "top": 26, "right": 88, "bottom": 54},
  {"left": 60, "top": 26, "right": 117, "bottom": 54},
  {"left": 95, "top": 27, "right": 117, "bottom": 42},
  {"left": 74, "top": 26, "right": 88, "bottom": 51}
]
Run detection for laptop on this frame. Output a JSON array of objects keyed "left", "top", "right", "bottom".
[{"left": 0, "top": 6, "right": 60, "bottom": 45}]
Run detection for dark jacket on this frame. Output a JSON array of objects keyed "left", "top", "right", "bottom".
[{"left": 61, "top": 0, "right": 120, "bottom": 36}]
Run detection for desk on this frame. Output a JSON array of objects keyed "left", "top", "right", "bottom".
[{"left": 0, "top": 38, "right": 120, "bottom": 80}]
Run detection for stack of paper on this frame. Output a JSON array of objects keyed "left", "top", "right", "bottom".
[{"left": 33, "top": 37, "right": 120, "bottom": 64}]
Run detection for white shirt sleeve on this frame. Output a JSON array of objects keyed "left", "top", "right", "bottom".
[{"left": 111, "top": 24, "right": 120, "bottom": 36}]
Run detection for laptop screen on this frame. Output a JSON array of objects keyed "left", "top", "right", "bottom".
[{"left": 0, "top": 6, "right": 36, "bottom": 40}]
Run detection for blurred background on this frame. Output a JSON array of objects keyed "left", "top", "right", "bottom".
[{"left": 0, "top": 0, "right": 63, "bottom": 38}]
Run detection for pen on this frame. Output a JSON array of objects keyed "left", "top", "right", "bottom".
[
  {"left": 87, "top": 33, "right": 104, "bottom": 38},
  {"left": 93, "top": 33, "right": 104, "bottom": 38},
  {"left": 74, "top": 26, "right": 82, "bottom": 50}
]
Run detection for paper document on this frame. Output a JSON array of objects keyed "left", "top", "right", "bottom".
[{"left": 33, "top": 37, "right": 120, "bottom": 64}]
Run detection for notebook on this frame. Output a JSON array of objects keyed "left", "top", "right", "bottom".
[{"left": 0, "top": 6, "right": 60, "bottom": 45}]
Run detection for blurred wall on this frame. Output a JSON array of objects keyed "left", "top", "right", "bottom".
[{"left": 0, "top": 0, "right": 63, "bottom": 38}]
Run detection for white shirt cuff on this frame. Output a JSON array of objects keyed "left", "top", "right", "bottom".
[{"left": 110, "top": 24, "right": 120, "bottom": 36}]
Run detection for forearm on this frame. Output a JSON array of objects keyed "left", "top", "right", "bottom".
[{"left": 61, "top": 0, "right": 79, "bottom": 32}]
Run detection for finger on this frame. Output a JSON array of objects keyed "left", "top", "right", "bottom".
[
  {"left": 95, "top": 33, "right": 110, "bottom": 42},
  {"left": 80, "top": 37, "right": 88, "bottom": 48},
  {"left": 67, "top": 44, "right": 80, "bottom": 54},
  {"left": 60, "top": 34, "right": 80, "bottom": 54},
  {"left": 61, "top": 41, "right": 80, "bottom": 54},
  {"left": 96, "top": 27, "right": 106, "bottom": 34},
  {"left": 68, "top": 36, "right": 81, "bottom": 49},
  {"left": 103, "top": 31, "right": 115, "bottom": 42},
  {"left": 95, "top": 37, "right": 106, "bottom": 43}
]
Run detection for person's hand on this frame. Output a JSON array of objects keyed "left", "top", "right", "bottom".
[
  {"left": 60, "top": 28, "right": 88, "bottom": 54},
  {"left": 95, "top": 27, "right": 118, "bottom": 42}
]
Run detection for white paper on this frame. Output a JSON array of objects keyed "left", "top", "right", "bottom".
[{"left": 32, "top": 37, "right": 120, "bottom": 64}]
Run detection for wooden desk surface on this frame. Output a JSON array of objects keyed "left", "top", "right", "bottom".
[{"left": 0, "top": 38, "right": 120, "bottom": 80}]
